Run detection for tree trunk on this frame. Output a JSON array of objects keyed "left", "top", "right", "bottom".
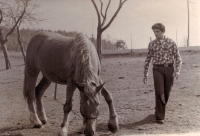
[
  {"left": 0, "top": 42, "right": 11, "bottom": 69},
  {"left": 19, "top": 42, "right": 26, "bottom": 63},
  {"left": 16, "top": 25, "right": 26, "bottom": 62},
  {"left": 97, "top": 30, "right": 102, "bottom": 62},
  {"left": 0, "top": 29, "right": 11, "bottom": 69}
]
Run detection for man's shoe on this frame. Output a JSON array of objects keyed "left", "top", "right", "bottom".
[{"left": 156, "top": 120, "right": 164, "bottom": 124}]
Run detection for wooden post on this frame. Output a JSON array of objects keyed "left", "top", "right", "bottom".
[{"left": 54, "top": 83, "right": 57, "bottom": 100}]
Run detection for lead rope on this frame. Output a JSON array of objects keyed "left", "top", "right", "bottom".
[{"left": 53, "top": 99, "right": 83, "bottom": 120}]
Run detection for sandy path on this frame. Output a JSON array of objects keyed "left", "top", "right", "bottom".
[{"left": 0, "top": 51, "right": 200, "bottom": 136}]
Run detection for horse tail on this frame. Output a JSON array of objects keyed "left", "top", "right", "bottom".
[
  {"left": 23, "top": 66, "right": 29, "bottom": 100},
  {"left": 23, "top": 33, "right": 41, "bottom": 101},
  {"left": 23, "top": 35, "right": 33, "bottom": 101},
  {"left": 23, "top": 56, "right": 39, "bottom": 102}
]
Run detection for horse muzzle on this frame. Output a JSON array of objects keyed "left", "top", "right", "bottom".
[{"left": 84, "top": 130, "right": 94, "bottom": 136}]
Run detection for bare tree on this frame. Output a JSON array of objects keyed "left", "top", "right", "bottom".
[
  {"left": 15, "top": 2, "right": 41, "bottom": 63},
  {"left": 0, "top": 0, "right": 41, "bottom": 69},
  {"left": 91, "top": 0, "right": 128, "bottom": 61}
]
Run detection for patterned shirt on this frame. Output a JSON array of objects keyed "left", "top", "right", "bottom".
[{"left": 144, "top": 37, "right": 182, "bottom": 77}]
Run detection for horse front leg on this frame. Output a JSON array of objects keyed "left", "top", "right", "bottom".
[
  {"left": 101, "top": 86, "right": 119, "bottom": 133},
  {"left": 60, "top": 79, "right": 76, "bottom": 136}
]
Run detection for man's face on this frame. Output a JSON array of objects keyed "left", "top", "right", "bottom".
[{"left": 153, "top": 29, "right": 164, "bottom": 39}]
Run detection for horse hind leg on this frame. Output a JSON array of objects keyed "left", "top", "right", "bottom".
[
  {"left": 35, "top": 76, "right": 51, "bottom": 125},
  {"left": 23, "top": 68, "right": 42, "bottom": 128}
]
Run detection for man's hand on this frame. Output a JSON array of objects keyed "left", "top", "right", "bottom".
[
  {"left": 143, "top": 76, "right": 147, "bottom": 84},
  {"left": 173, "top": 72, "right": 179, "bottom": 80}
]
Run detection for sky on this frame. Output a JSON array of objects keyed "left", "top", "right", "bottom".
[{"left": 32, "top": 0, "right": 200, "bottom": 49}]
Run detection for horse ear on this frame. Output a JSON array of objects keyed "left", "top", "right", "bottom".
[
  {"left": 96, "top": 82, "right": 106, "bottom": 93},
  {"left": 76, "top": 82, "right": 85, "bottom": 92}
]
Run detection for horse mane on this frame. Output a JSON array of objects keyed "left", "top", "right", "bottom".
[{"left": 69, "top": 33, "right": 99, "bottom": 101}]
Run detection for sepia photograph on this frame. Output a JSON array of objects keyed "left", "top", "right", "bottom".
[{"left": 0, "top": 0, "right": 200, "bottom": 136}]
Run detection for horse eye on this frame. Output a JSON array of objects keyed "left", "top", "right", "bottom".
[
  {"left": 86, "top": 100, "right": 90, "bottom": 105},
  {"left": 94, "top": 99, "right": 100, "bottom": 106},
  {"left": 91, "top": 82, "right": 96, "bottom": 87}
]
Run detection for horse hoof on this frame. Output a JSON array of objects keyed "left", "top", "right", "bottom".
[
  {"left": 84, "top": 130, "right": 94, "bottom": 136},
  {"left": 108, "top": 123, "right": 119, "bottom": 133},
  {"left": 33, "top": 124, "right": 43, "bottom": 128},
  {"left": 41, "top": 120, "right": 47, "bottom": 125},
  {"left": 77, "top": 129, "right": 84, "bottom": 134},
  {"left": 58, "top": 132, "right": 67, "bottom": 136}
]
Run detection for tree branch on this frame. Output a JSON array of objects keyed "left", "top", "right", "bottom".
[
  {"left": 121, "top": 0, "right": 128, "bottom": 5},
  {"left": 14, "top": 18, "right": 21, "bottom": 42},
  {"left": 101, "top": 0, "right": 111, "bottom": 27},
  {"left": 99, "top": 0, "right": 105, "bottom": 18},
  {"left": 5, "top": 0, "right": 28, "bottom": 40},
  {"left": 22, "top": 3, "right": 42, "bottom": 23},
  {"left": 91, "top": 0, "right": 101, "bottom": 28},
  {"left": 102, "top": 0, "right": 127, "bottom": 32},
  {"left": 0, "top": 9, "right": 3, "bottom": 24}
]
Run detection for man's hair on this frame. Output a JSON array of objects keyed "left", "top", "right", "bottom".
[{"left": 152, "top": 23, "right": 165, "bottom": 32}]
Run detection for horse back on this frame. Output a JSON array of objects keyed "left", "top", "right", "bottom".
[{"left": 26, "top": 31, "right": 74, "bottom": 84}]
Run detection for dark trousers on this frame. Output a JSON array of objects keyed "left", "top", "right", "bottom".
[{"left": 153, "top": 65, "right": 174, "bottom": 120}]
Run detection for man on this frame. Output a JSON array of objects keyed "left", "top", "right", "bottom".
[{"left": 143, "top": 23, "right": 182, "bottom": 124}]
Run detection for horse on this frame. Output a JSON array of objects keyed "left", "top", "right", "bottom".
[{"left": 23, "top": 31, "right": 119, "bottom": 136}]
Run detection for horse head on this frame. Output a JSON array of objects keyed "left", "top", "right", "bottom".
[{"left": 76, "top": 80, "right": 105, "bottom": 136}]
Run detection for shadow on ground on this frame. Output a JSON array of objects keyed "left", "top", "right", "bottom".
[
  {"left": 95, "top": 114, "right": 155, "bottom": 136},
  {"left": 119, "top": 114, "right": 155, "bottom": 130},
  {"left": 0, "top": 125, "right": 32, "bottom": 136}
]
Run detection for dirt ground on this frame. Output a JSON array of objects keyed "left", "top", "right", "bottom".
[{"left": 0, "top": 50, "right": 200, "bottom": 136}]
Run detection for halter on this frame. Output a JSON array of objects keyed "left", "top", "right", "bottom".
[
  {"left": 82, "top": 113, "right": 98, "bottom": 120},
  {"left": 80, "top": 104, "right": 99, "bottom": 121}
]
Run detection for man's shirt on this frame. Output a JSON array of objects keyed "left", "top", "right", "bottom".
[{"left": 144, "top": 37, "right": 182, "bottom": 77}]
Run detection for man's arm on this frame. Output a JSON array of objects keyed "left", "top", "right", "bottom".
[
  {"left": 173, "top": 43, "right": 182, "bottom": 79},
  {"left": 143, "top": 43, "right": 152, "bottom": 83}
]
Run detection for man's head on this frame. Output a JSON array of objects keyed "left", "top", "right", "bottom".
[{"left": 152, "top": 23, "right": 165, "bottom": 39}]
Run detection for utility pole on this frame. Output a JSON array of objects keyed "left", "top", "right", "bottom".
[
  {"left": 187, "top": 0, "right": 190, "bottom": 47},
  {"left": 131, "top": 34, "right": 132, "bottom": 53},
  {"left": 176, "top": 30, "right": 178, "bottom": 46},
  {"left": 92, "top": 23, "right": 94, "bottom": 43}
]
